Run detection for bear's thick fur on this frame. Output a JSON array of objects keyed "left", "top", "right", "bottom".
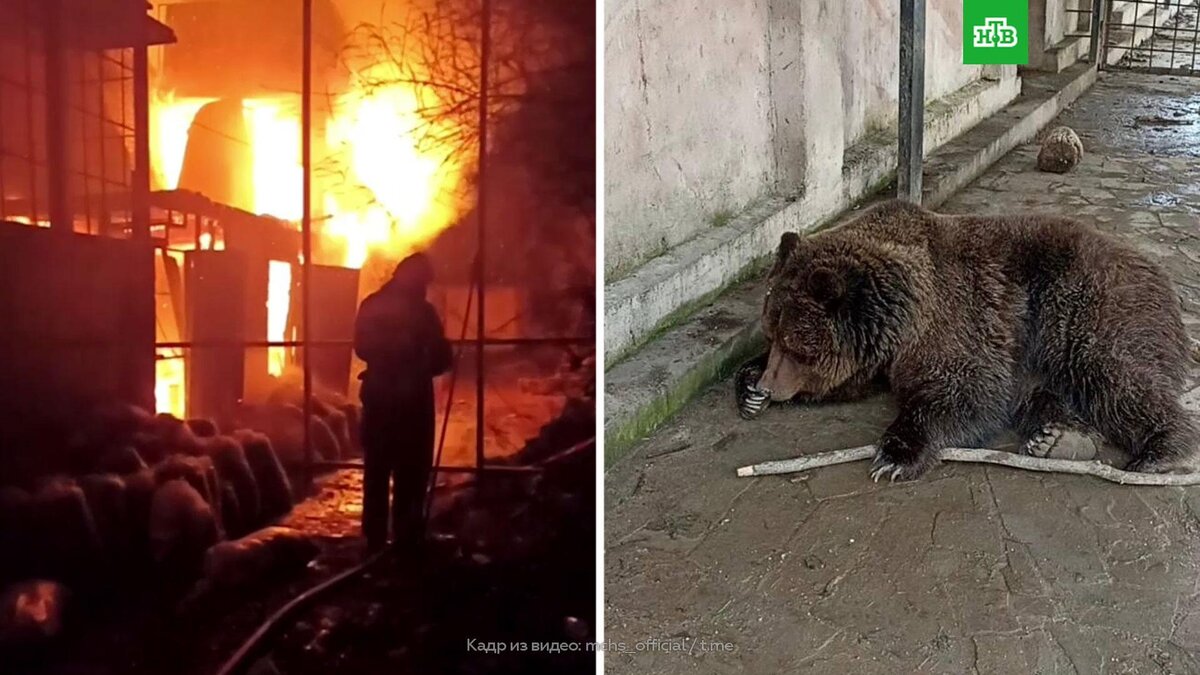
[{"left": 759, "top": 200, "right": 1196, "bottom": 480}]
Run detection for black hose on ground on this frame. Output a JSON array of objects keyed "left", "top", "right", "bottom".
[{"left": 213, "top": 548, "right": 388, "bottom": 675}]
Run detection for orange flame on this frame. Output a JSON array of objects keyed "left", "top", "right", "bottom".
[
  {"left": 267, "top": 260, "right": 293, "bottom": 377},
  {"left": 322, "top": 61, "right": 465, "bottom": 268},
  {"left": 149, "top": 66, "right": 464, "bottom": 269},
  {"left": 155, "top": 350, "right": 186, "bottom": 418},
  {"left": 150, "top": 92, "right": 214, "bottom": 191},
  {"left": 149, "top": 47, "right": 467, "bottom": 415},
  {"left": 243, "top": 100, "right": 303, "bottom": 222}
]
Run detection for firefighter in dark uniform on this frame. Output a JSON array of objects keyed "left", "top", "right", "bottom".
[{"left": 354, "top": 252, "right": 452, "bottom": 553}]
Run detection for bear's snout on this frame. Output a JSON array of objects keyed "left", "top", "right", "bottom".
[{"left": 758, "top": 345, "right": 817, "bottom": 401}]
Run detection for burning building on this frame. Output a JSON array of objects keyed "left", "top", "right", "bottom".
[
  {"left": 0, "top": 1, "right": 594, "bottom": 668},
  {"left": 0, "top": 0, "right": 564, "bottom": 480},
  {"left": 145, "top": 0, "right": 478, "bottom": 423}
]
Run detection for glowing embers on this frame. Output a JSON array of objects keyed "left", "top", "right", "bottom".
[
  {"left": 267, "top": 260, "right": 294, "bottom": 377},
  {"left": 7, "top": 216, "right": 51, "bottom": 228}
]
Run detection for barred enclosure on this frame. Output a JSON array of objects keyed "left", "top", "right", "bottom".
[{"left": 1103, "top": 0, "right": 1200, "bottom": 74}]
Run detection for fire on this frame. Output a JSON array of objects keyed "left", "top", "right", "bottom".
[
  {"left": 322, "top": 61, "right": 464, "bottom": 268},
  {"left": 267, "top": 260, "right": 293, "bottom": 377},
  {"left": 155, "top": 350, "right": 186, "bottom": 418},
  {"left": 149, "top": 36, "right": 467, "bottom": 416},
  {"left": 149, "top": 68, "right": 463, "bottom": 268},
  {"left": 150, "top": 92, "right": 214, "bottom": 190},
  {"left": 243, "top": 100, "right": 303, "bottom": 221},
  {"left": 8, "top": 216, "right": 50, "bottom": 228}
]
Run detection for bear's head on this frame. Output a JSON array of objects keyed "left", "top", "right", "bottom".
[{"left": 758, "top": 230, "right": 913, "bottom": 401}]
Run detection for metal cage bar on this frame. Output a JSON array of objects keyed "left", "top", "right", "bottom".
[
  {"left": 897, "top": 0, "right": 926, "bottom": 203},
  {"left": 1102, "top": 0, "right": 1200, "bottom": 76}
]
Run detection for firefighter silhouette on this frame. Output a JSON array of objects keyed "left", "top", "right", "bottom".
[{"left": 354, "top": 252, "right": 452, "bottom": 552}]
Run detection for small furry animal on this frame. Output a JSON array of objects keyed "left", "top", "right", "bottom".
[
  {"left": 1037, "top": 126, "right": 1083, "bottom": 173},
  {"left": 233, "top": 430, "right": 293, "bottom": 520},
  {"left": 198, "top": 526, "right": 318, "bottom": 592},
  {"left": 77, "top": 473, "right": 131, "bottom": 565},
  {"left": 28, "top": 478, "right": 104, "bottom": 583},
  {"left": 204, "top": 435, "right": 261, "bottom": 535},
  {"left": 758, "top": 200, "right": 1196, "bottom": 481},
  {"left": 148, "top": 478, "right": 219, "bottom": 573}
]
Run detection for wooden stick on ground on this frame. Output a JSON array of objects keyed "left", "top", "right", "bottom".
[{"left": 736, "top": 445, "right": 1200, "bottom": 486}]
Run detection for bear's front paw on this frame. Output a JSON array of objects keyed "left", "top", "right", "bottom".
[
  {"left": 1124, "top": 455, "right": 1178, "bottom": 474},
  {"left": 869, "top": 444, "right": 933, "bottom": 482}
]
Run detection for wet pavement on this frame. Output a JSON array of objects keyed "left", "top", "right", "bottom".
[
  {"left": 604, "top": 74, "right": 1200, "bottom": 673},
  {"left": 285, "top": 362, "right": 574, "bottom": 538}
]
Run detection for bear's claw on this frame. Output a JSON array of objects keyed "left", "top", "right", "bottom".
[
  {"left": 869, "top": 452, "right": 926, "bottom": 482},
  {"left": 1021, "top": 424, "right": 1096, "bottom": 460}
]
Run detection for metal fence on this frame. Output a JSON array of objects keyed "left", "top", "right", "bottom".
[{"left": 1103, "top": 0, "right": 1200, "bottom": 75}]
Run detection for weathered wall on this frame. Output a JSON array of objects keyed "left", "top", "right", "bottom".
[
  {"left": 1043, "top": 0, "right": 1086, "bottom": 48},
  {"left": 841, "top": 0, "right": 982, "bottom": 145},
  {"left": 1032, "top": 0, "right": 1087, "bottom": 59},
  {"left": 604, "top": 1, "right": 775, "bottom": 278},
  {"left": 604, "top": 0, "right": 1015, "bottom": 278}
]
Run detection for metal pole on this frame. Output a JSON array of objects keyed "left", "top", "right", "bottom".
[
  {"left": 474, "top": 0, "right": 491, "bottom": 475},
  {"left": 133, "top": 44, "right": 155, "bottom": 411},
  {"left": 133, "top": 45, "right": 150, "bottom": 239},
  {"left": 45, "top": 0, "right": 70, "bottom": 232},
  {"left": 301, "top": 0, "right": 315, "bottom": 491},
  {"left": 1088, "top": 0, "right": 1104, "bottom": 64},
  {"left": 1100, "top": 0, "right": 1114, "bottom": 70},
  {"left": 897, "top": 0, "right": 926, "bottom": 203}
]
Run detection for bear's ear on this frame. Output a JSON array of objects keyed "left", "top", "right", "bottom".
[
  {"left": 808, "top": 267, "right": 846, "bottom": 306},
  {"left": 771, "top": 232, "right": 801, "bottom": 275},
  {"left": 778, "top": 231, "right": 801, "bottom": 256}
]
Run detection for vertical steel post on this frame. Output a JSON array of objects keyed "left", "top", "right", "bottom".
[
  {"left": 475, "top": 0, "right": 491, "bottom": 475},
  {"left": 23, "top": 6, "right": 40, "bottom": 224},
  {"left": 133, "top": 47, "right": 150, "bottom": 240},
  {"left": 1088, "top": 0, "right": 1104, "bottom": 64},
  {"left": 301, "top": 0, "right": 315, "bottom": 491},
  {"left": 897, "top": 0, "right": 926, "bottom": 204},
  {"left": 132, "top": 43, "right": 155, "bottom": 411},
  {"left": 44, "top": 0, "right": 71, "bottom": 232}
]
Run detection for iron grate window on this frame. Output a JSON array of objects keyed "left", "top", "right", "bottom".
[
  {"left": 0, "top": 0, "right": 50, "bottom": 228},
  {"left": 0, "top": 0, "right": 138, "bottom": 235},
  {"left": 66, "top": 47, "right": 135, "bottom": 237}
]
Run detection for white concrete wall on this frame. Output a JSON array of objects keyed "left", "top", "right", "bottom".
[
  {"left": 604, "top": 0, "right": 775, "bottom": 278},
  {"left": 1029, "top": 0, "right": 1089, "bottom": 69},
  {"left": 1043, "top": 0, "right": 1086, "bottom": 48},
  {"left": 841, "top": 0, "right": 982, "bottom": 144},
  {"left": 605, "top": 0, "right": 1015, "bottom": 278}
]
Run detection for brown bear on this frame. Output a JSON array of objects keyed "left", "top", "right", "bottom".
[{"left": 757, "top": 199, "right": 1196, "bottom": 480}]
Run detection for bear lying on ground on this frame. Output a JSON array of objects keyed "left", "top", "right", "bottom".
[{"left": 758, "top": 199, "right": 1197, "bottom": 480}]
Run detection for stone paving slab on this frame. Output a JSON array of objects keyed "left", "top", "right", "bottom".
[{"left": 605, "top": 72, "right": 1200, "bottom": 674}]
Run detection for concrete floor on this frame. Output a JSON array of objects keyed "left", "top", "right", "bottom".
[{"left": 604, "top": 73, "right": 1200, "bottom": 673}]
